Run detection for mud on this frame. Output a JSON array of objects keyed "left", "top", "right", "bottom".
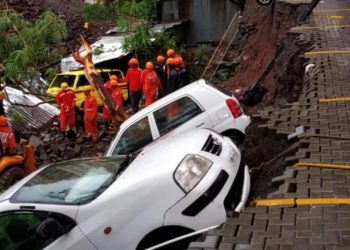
[
  {"left": 226, "top": 1, "right": 310, "bottom": 198},
  {"left": 7, "top": 0, "right": 114, "bottom": 51}
]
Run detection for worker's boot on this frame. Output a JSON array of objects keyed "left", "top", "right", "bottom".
[
  {"left": 67, "top": 129, "right": 76, "bottom": 140},
  {"left": 92, "top": 135, "right": 98, "bottom": 143}
]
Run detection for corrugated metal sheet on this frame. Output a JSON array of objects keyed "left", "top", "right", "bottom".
[
  {"left": 61, "top": 35, "right": 128, "bottom": 72},
  {"left": 61, "top": 21, "right": 185, "bottom": 72},
  {"left": 3, "top": 86, "right": 59, "bottom": 132}
]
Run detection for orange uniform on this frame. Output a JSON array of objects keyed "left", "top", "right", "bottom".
[
  {"left": 56, "top": 88, "right": 76, "bottom": 131},
  {"left": 0, "top": 125, "right": 16, "bottom": 155},
  {"left": 112, "top": 88, "right": 124, "bottom": 111},
  {"left": 84, "top": 95, "right": 98, "bottom": 138},
  {"left": 142, "top": 70, "right": 162, "bottom": 107}
]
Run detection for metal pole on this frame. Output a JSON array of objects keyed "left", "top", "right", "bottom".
[{"left": 145, "top": 224, "right": 220, "bottom": 250}]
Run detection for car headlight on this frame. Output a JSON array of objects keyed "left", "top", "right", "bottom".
[{"left": 174, "top": 154, "right": 212, "bottom": 193}]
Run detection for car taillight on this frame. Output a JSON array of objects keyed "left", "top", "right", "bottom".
[{"left": 226, "top": 99, "right": 242, "bottom": 118}]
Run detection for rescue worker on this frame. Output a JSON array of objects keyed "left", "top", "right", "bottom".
[
  {"left": 56, "top": 82, "right": 76, "bottom": 135},
  {"left": 175, "top": 57, "right": 189, "bottom": 88},
  {"left": 0, "top": 115, "right": 16, "bottom": 155},
  {"left": 155, "top": 55, "right": 166, "bottom": 96},
  {"left": 103, "top": 75, "right": 118, "bottom": 126},
  {"left": 110, "top": 80, "right": 125, "bottom": 119},
  {"left": 141, "top": 62, "right": 162, "bottom": 107},
  {"left": 165, "top": 58, "right": 180, "bottom": 94},
  {"left": 83, "top": 91, "right": 98, "bottom": 142},
  {"left": 166, "top": 48, "right": 183, "bottom": 62},
  {"left": 122, "top": 58, "right": 143, "bottom": 114}
]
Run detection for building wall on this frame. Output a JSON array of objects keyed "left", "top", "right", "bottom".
[{"left": 162, "top": 0, "right": 240, "bottom": 44}]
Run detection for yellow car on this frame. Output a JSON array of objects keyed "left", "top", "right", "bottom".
[{"left": 46, "top": 69, "right": 128, "bottom": 107}]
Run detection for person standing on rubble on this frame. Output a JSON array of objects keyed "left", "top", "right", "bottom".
[
  {"left": 155, "top": 55, "right": 166, "bottom": 97},
  {"left": 0, "top": 115, "right": 16, "bottom": 155},
  {"left": 103, "top": 75, "right": 118, "bottom": 127},
  {"left": 141, "top": 62, "right": 162, "bottom": 107},
  {"left": 175, "top": 57, "right": 189, "bottom": 88},
  {"left": 83, "top": 91, "right": 98, "bottom": 143},
  {"left": 122, "top": 58, "right": 143, "bottom": 114},
  {"left": 56, "top": 82, "right": 76, "bottom": 137},
  {"left": 165, "top": 58, "right": 179, "bottom": 94}
]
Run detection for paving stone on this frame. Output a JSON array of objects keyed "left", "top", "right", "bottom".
[{"left": 311, "top": 232, "right": 338, "bottom": 244}]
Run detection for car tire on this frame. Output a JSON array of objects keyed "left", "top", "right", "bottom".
[
  {"left": 256, "top": 0, "right": 273, "bottom": 5},
  {"left": 222, "top": 130, "right": 245, "bottom": 145},
  {"left": 136, "top": 227, "right": 195, "bottom": 250},
  {"left": 0, "top": 166, "right": 25, "bottom": 191}
]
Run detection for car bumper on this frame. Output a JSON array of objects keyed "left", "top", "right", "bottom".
[{"left": 236, "top": 114, "right": 251, "bottom": 133}]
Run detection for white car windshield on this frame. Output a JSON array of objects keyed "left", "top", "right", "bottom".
[{"left": 11, "top": 156, "right": 131, "bottom": 205}]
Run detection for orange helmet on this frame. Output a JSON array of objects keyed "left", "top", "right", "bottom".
[
  {"left": 174, "top": 57, "right": 183, "bottom": 66},
  {"left": 157, "top": 55, "right": 165, "bottom": 63},
  {"left": 166, "top": 58, "right": 175, "bottom": 65},
  {"left": 146, "top": 61, "right": 154, "bottom": 70},
  {"left": 128, "top": 58, "right": 138, "bottom": 65},
  {"left": 110, "top": 80, "right": 118, "bottom": 86},
  {"left": 110, "top": 75, "right": 118, "bottom": 80},
  {"left": 0, "top": 115, "right": 7, "bottom": 126},
  {"left": 167, "top": 49, "right": 175, "bottom": 57}
]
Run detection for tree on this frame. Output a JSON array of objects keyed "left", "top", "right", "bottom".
[
  {"left": 73, "top": 35, "right": 125, "bottom": 121},
  {"left": 0, "top": 6, "right": 67, "bottom": 84},
  {"left": 83, "top": 0, "right": 177, "bottom": 62},
  {"left": 122, "top": 23, "right": 177, "bottom": 62}
]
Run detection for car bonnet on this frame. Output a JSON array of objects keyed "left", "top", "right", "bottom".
[{"left": 125, "top": 128, "right": 212, "bottom": 175}]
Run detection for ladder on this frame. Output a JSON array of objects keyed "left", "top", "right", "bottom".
[{"left": 201, "top": 12, "right": 240, "bottom": 82}]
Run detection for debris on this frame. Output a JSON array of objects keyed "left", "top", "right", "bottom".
[
  {"left": 73, "top": 144, "right": 82, "bottom": 155},
  {"left": 240, "top": 82, "right": 267, "bottom": 106},
  {"left": 57, "top": 144, "right": 66, "bottom": 152},
  {"left": 29, "top": 135, "right": 43, "bottom": 150},
  {"left": 287, "top": 126, "right": 305, "bottom": 141}
]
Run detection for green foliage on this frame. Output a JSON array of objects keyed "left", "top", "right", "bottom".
[
  {"left": 117, "top": 0, "right": 158, "bottom": 20},
  {"left": 194, "top": 44, "right": 210, "bottom": 65},
  {"left": 187, "top": 45, "right": 211, "bottom": 81},
  {"left": 122, "top": 23, "right": 177, "bottom": 63},
  {"left": 83, "top": 0, "right": 159, "bottom": 22},
  {"left": 44, "top": 67, "right": 59, "bottom": 83},
  {"left": 0, "top": 10, "right": 67, "bottom": 83},
  {"left": 83, "top": 3, "right": 117, "bottom": 21}
]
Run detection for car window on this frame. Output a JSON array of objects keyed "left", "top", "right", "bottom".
[
  {"left": 11, "top": 157, "right": 130, "bottom": 205},
  {"left": 51, "top": 75, "right": 76, "bottom": 88},
  {"left": 100, "top": 72, "right": 110, "bottom": 83},
  {"left": 0, "top": 212, "right": 74, "bottom": 250},
  {"left": 76, "top": 75, "right": 89, "bottom": 88},
  {"left": 112, "top": 117, "right": 153, "bottom": 155},
  {"left": 154, "top": 97, "right": 203, "bottom": 136}
]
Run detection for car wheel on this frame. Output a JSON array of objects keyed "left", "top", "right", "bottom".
[
  {"left": 222, "top": 130, "right": 245, "bottom": 145},
  {"left": 0, "top": 166, "right": 25, "bottom": 191},
  {"left": 256, "top": 0, "right": 273, "bottom": 5},
  {"left": 136, "top": 227, "right": 195, "bottom": 250}
]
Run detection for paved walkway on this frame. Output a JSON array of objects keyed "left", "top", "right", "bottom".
[{"left": 189, "top": 0, "right": 350, "bottom": 249}]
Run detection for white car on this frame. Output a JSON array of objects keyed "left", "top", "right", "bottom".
[
  {"left": 106, "top": 79, "right": 251, "bottom": 156},
  {"left": 0, "top": 128, "right": 250, "bottom": 250}
]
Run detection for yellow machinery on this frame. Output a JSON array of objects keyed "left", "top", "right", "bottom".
[{"left": 0, "top": 144, "right": 36, "bottom": 190}]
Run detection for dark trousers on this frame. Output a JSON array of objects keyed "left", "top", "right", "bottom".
[{"left": 130, "top": 90, "right": 142, "bottom": 114}]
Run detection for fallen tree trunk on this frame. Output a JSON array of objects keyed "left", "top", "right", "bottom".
[{"left": 72, "top": 35, "right": 124, "bottom": 120}]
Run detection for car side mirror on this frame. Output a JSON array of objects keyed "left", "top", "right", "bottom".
[{"left": 36, "top": 218, "right": 65, "bottom": 241}]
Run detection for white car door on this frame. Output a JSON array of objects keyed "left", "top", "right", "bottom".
[
  {"left": 0, "top": 210, "right": 96, "bottom": 250},
  {"left": 108, "top": 115, "right": 157, "bottom": 155},
  {"left": 152, "top": 96, "right": 214, "bottom": 138}
]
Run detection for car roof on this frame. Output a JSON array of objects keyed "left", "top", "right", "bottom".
[{"left": 119, "top": 78, "right": 208, "bottom": 130}]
